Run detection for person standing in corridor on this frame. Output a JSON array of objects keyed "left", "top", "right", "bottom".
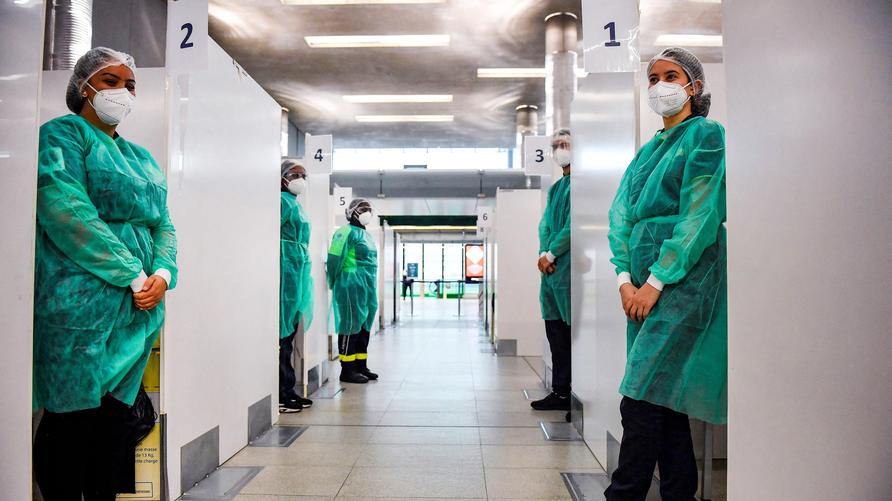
[
  {"left": 531, "top": 129, "right": 573, "bottom": 414},
  {"left": 278, "top": 159, "right": 314, "bottom": 413},
  {"left": 327, "top": 198, "right": 379, "bottom": 384}
]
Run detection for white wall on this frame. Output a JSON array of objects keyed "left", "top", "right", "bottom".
[
  {"left": 570, "top": 73, "right": 639, "bottom": 463},
  {"left": 494, "top": 189, "right": 543, "bottom": 356},
  {"left": 724, "top": 1, "right": 892, "bottom": 499},
  {"left": 163, "top": 39, "right": 282, "bottom": 497},
  {"left": 301, "top": 171, "right": 331, "bottom": 393},
  {"left": 0, "top": 2, "right": 44, "bottom": 499}
]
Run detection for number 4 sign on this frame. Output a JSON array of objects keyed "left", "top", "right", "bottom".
[
  {"left": 581, "top": 0, "right": 640, "bottom": 73},
  {"left": 305, "top": 134, "right": 333, "bottom": 174},
  {"left": 166, "top": 0, "right": 209, "bottom": 72}
]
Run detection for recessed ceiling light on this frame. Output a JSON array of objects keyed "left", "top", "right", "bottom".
[
  {"left": 654, "top": 34, "right": 723, "bottom": 47},
  {"left": 344, "top": 95, "right": 454, "bottom": 103},
  {"left": 477, "top": 68, "right": 589, "bottom": 79},
  {"left": 305, "top": 35, "right": 450, "bottom": 48},
  {"left": 283, "top": 0, "right": 444, "bottom": 4},
  {"left": 355, "top": 115, "right": 454, "bottom": 123}
]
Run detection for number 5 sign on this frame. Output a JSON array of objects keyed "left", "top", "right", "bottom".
[
  {"left": 581, "top": 0, "right": 640, "bottom": 73},
  {"left": 167, "top": 0, "right": 209, "bottom": 72},
  {"left": 305, "top": 134, "right": 333, "bottom": 174}
]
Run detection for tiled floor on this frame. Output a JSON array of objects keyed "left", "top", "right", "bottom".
[{"left": 226, "top": 299, "right": 604, "bottom": 500}]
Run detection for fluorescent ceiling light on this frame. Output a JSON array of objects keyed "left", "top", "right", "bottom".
[
  {"left": 356, "top": 115, "right": 454, "bottom": 123},
  {"left": 477, "top": 68, "right": 589, "bottom": 79},
  {"left": 344, "top": 94, "right": 453, "bottom": 103},
  {"left": 655, "top": 34, "right": 723, "bottom": 47},
  {"left": 283, "top": 0, "right": 444, "bottom": 4},
  {"left": 305, "top": 35, "right": 450, "bottom": 48}
]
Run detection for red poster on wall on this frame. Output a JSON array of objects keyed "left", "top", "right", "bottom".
[{"left": 465, "top": 244, "right": 485, "bottom": 279}]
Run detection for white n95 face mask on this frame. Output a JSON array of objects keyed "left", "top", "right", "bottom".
[
  {"left": 358, "top": 211, "right": 374, "bottom": 227},
  {"left": 648, "top": 81, "right": 692, "bottom": 118},
  {"left": 554, "top": 149, "right": 572, "bottom": 168},
  {"left": 86, "top": 83, "right": 135, "bottom": 125},
  {"left": 287, "top": 178, "right": 307, "bottom": 195}
]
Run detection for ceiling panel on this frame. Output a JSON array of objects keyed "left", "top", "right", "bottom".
[{"left": 208, "top": 0, "right": 721, "bottom": 149}]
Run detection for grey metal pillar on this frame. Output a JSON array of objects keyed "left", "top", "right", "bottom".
[
  {"left": 544, "top": 12, "right": 579, "bottom": 136},
  {"left": 43, "top": 0, "right": 93, "bottom": 70},
  {"left": 515, "top": 104, "right": 539, "bottom": 169}
]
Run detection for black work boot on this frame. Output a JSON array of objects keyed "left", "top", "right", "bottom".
[
  {"left": 531, "top": 391, "right": 571, "bottom": 411},
  {"left": 357, "top": 359, "right": 378, "bottom": 380},
  {"left": 339, "top": 362, "right": 369, "bottom": 384}
]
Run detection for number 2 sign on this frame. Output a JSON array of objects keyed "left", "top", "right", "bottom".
[
  {"left": 167, "top": 0, "right": 209, "bottom": 72},
  {"left": 581, "top": 0, "right": 640, "bottom": 73}
]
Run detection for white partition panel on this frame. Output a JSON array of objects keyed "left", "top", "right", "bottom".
[
  {"left": 724, "top": 1, "right": 892, "bottom": 499},
  {"left": 0, "top": 2, "right": 44, "bottom": 498},
  {"left": 570, "top": 73, "right": 639, "bottom": 463},
  {"left": 381, "top": 223, "right": 397, "bottom": 328},
  {"left": 163, "top": 40, "right": 281, "bottom": 497},
  {"left": 302, "top": 172, "right": 331, "bottom": 394},
  {"left": 494, "top": 189, "right": 543, "bottom": 356}
]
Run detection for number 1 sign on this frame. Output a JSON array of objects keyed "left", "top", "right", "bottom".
[
  {"left": 166, "top": 0, "right": 209, "bottom": 72},
  {"left": 582, "top": 0, "right": 640, "bottom": 73}
]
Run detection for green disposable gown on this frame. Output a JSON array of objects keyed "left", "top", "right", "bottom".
[
  {"left": 280, "top": 193, "right": 314, "bottom": 338},
  {"left": 607, "top": 116, "right": 727, "bottom": 424},
  {"left": 34, "top": 115, "right": 178, "bottom": 413},
  {"left": 327, "top": 224, "right": 378, "bottom": 336},
  {"left": 539, "top": 174, "right": 572, "bottom": 324}
]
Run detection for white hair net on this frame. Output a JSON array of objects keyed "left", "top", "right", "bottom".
[
  {"left": 551, "top": 128, "right": 572, "bottom": 149},
  {"left": 66, "top": 47, "right": 137, "bottom": 114},
  {"left": 346, "top": 198, "right": 373, "bottom": 221},
  {"left": 281, "top": 158, "right": 304, "bottom": 177},
  {"left": 647, "top": 47, "right": 711, "bottom": 117}
]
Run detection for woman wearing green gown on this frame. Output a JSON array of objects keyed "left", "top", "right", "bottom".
[
  {"left": 605, "top": 47, "right": 726, "bottom": 501},
  {"left": 279, "top": 159, "right": 314, "bottom": 412},
  {"left": 32, "top": 48, "right": 177, "bottom": 500}
]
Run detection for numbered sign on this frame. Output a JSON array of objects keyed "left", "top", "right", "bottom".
[
  {"left": 477, "top": 207, "right": 493, "bottom": 229},
  {"left": 305, "top": 134, "right": 333, "bottom": 174},
  {"left": 581, "top": 0, "right": 640, "bottom": 73},
  {"left": 523, "top": 136, "right": 556, "bottom": 176},
  {"left": 333, "top": 186, "right": 352, "bottom": 218},
  {"left": 166, "top": 0, "right": 208, "bottom": 72}
]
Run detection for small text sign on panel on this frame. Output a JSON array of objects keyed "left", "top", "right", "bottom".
[
  {"left": 524, "top": 136, "right": 556, "bottom": 176},
  {"left": 581, "top": 0, "right": 640, "bottom": 73}
]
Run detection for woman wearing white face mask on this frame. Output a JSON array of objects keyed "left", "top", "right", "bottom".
[
  {"left": 278, "top": 160, "right": 315, "bottom": 412},
  {"left": 605, "top": 47, "right": 726, "bottom": 501},
  {"left": 327, "top": 198, "right": 379, "bottom": 383},
  {"left": 33, "top": 47, "right": 177, "bottom": 499}
]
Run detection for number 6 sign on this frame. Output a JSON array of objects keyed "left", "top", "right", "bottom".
[
  {"left": 581, "top": 0, "right": 640, "bottom": 73},
  {"left": 166, "top": 0, "right": 209, "bottom": 72}
]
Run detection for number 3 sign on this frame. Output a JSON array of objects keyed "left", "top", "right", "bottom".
[
  {"left": 167, "top": 0, "right": 209, "bottom": 72},
  {"left": 581, "top": 0, "right": 640, "bottom": 73}
]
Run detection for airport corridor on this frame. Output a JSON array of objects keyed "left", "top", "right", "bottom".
[{"left": 224, "top": 299, "right": 602, "bottom": 499}]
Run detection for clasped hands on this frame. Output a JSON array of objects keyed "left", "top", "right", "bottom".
[
  {"left": 537, "top": 255, "right": 556, "bottom": 275},
  {"left": 134, "top": 275, "right": 168, "bottom": 311},
  {"left": 619, "top": 282, "right": 661, "bottom": 322}
]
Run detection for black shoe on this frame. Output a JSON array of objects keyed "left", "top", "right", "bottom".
[
  {"left": 357, "top": 360, "right": 378, "bottom": 380},
  {"left": 565, "top": 411, "right": 572, "bottom": 423},
  {"left": 531, "top": 392, "right": 571, "bottom": 411},
  {"left": 340, "top": 370, "right": 369, "bottom": 384},
  {"left": 278, "top": 400, "right": 302, "bottom": 413}
]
